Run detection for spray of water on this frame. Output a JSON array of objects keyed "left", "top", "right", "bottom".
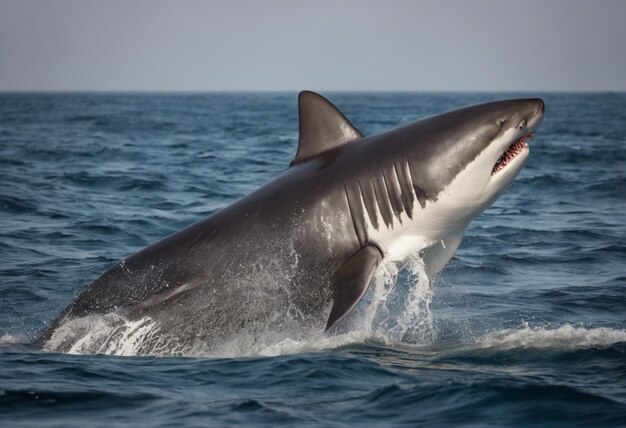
[
  {"left": 370, "top": 254, "right": 435, "bottom": 345},
  {"left": 41, "top": 250, "right": 436, "bottom": 357}
]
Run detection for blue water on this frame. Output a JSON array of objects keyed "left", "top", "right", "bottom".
[{"left": 1, "top": 92, "right": 625, "bottom": 426}]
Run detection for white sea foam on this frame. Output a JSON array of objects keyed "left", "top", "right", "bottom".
[
  {"left": 476, "top": 322, "right": 626, "bottom": 350},
  {"left": 0, "top": 334, "right": 23, "bottom": 344},
  {"left": 44, "top": 313, "right": 161, "bottom": 356}
]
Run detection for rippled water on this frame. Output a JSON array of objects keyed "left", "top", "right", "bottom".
[{"left": 1, "top": 92, "right": 625, "bottom": 426}]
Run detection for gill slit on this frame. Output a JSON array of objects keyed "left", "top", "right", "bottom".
[
  {"left": 406, "top": 157, "right": 418, "bottom": 200},
  {"left": 344, "top": 185, "right": 366, "bottom": 246},
  {"left": 371, "top": 175, "right": 393, "bottom": 229},
  {"left": 380, "top": 170, "right": 393, "bottom": 227},
  {"left": 358, "top": 179, "right": 379, "bottom": 230},
  {"left": 389, "top": 163, "right": 406, "bottom": 223}
]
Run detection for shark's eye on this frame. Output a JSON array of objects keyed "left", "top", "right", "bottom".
[{"left": 518, "top": 120, "right": 527, "bottom": 129}]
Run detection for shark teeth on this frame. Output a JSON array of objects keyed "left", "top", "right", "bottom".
[{"left": 491, "top": 133, "right": 532, "bottom": 175}]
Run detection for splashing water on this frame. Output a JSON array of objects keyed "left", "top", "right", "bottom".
[
  {"left": 44, "top": 313, "right": 160, "bottom": 356},
  {"left": 346, "top": 251, "right": 435, "bottom": 346},
  {"left": 41, "top": 252, "right": 436, "bottom": 358},
  {"left": 374, "top": 255, "right": 435, "bottom": 344},
  {"left": 42, "top": 252, "right": 625, "bottom": 358},
  {"left": 0, "top": 334, "right": 23, "bottom": 345}
]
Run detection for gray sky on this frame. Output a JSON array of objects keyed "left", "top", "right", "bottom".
[{"left": 1, "top": 0, "right": 625, "bottom": 91}]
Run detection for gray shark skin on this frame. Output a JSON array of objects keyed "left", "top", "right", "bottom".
[{"left": 35, "top": 92, "right": 544, "bottom": 354}]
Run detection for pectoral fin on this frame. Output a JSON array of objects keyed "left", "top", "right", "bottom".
[{"left": 325, "top": 244, "right": 384, "bottom": 332}]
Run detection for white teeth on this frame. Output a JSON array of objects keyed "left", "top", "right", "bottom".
[{"left": 491, "top": 134, "right": 532, "bottom": 175}]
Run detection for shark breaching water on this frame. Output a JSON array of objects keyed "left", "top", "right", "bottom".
[{"left": 35, "top": 91, "right": 544, "bottom": 355}]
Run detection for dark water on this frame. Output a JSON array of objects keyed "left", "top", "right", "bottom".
[{"left": 1, "top": 92, "right": 625, "bottom": 426}]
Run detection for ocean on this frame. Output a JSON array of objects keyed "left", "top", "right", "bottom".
[{"left": 1, "top": 92, "right": 625, "bottom": 426}]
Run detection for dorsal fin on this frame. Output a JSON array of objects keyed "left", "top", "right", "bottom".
[{"left": 292, "top": 91, "right": 363, "bottom": 165}]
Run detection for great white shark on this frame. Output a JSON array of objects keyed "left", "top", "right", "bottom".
[{"left": 35, "top": 91, "right": 544, "bottom": 354}]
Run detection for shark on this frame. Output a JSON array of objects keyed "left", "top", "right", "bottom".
[{"left": 35, "top": 91, "right": 544, "bottom": 354}]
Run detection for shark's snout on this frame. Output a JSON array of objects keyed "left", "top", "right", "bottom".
[
  {"left": 525, "top": 99, "right": 545, "bottom": 141},
  {"left": 511, "top": 98, "right": 544, "bottom": 130},
  {"left": 490, "top": 98, "right": 544, "bottom": 176},
  {"left": 527, "top": 98, "right": 545, "bottom": 127}
]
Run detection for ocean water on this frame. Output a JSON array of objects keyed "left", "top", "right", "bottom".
[{"left": 1, "top": 92, "right": 625, "bottom": 426}]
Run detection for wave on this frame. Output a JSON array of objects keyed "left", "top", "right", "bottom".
[
  {"left": 0, "top": 195, "right": 38, "bottom": 214},
  {"left": 476, "top": 322, "right": 626, "bottom": 351},
  {"left": 0, "top": 388, "right": 157, "bottom": 409}
]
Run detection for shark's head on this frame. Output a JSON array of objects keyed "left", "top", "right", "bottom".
[
  {"left": 442, "top": 98, "right": 544, "bottom": 209},
  {"left": 400, "top": 98, "right": 545, "bottom": 229}
]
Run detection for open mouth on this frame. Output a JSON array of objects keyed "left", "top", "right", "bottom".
[{"left": 491, "top": 133, "right": 532, "bottom": 175}]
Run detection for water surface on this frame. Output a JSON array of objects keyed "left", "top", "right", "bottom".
[{"left": 1, "top": 92, "right": 625, "bottom": 426}]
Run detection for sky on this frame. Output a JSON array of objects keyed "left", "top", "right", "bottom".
[{"left": 1, "top": 0, "right": 625, "bottom": 92}]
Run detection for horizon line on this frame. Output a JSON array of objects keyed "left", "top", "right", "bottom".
[{"left": 1, "top": 88, "right": 625, "bottom": 94}]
